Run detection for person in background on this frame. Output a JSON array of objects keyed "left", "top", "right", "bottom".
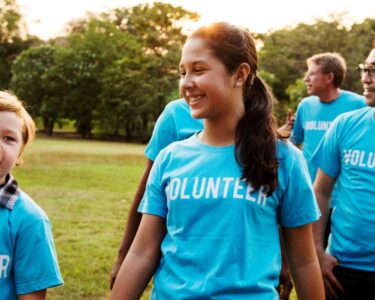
[
  {"left": 0, "top": 91, "right": 63, "bottom": 300},
  {"left": 312, "top": 44, "right": 375, "bottom": 300},
  {"left": 111, "top": 22, "right": 323, "bottom": 300},
  {"left": 109, "top": 98, "right": 203, "bottom": 289}
]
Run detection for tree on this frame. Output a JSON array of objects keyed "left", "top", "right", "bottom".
[
  {"left": 259, "top": 17, "right": 349, "bottom": 103},
  {"left": 0, "top": 0, "right": 40, "bottom": 89},
  {"left": 10, "top": 45, "right": 68, "bottom": 135},
  {"left": 98, "top": 2, "right": 199, "bottom": 140}
]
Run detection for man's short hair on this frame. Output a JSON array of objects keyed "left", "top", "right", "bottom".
[{"left": 307, "top": 53, "right": 346, "bottom": 88}]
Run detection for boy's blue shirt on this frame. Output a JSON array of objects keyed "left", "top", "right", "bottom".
[{"left": 0, "top": 175, "right": 63, "bottom": 299}]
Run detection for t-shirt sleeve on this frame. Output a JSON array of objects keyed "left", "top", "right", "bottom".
[
  {"left": 290, "top": 104, "right": 304, "bottom": 145},
  {"left": 138, "top": 150, "right": 168, "bottom": 218},
  {"left": 13, "top": 219, "right": 63, "bottom": 295},
  {"left": 279, "top": 148, "right": 320, "bottom": 228},
  {"left": 310, "top": 117, "right": 342, "bottom": 179},
  {"left": 145, "top": 104, "right": 177, "bottom": 161}
]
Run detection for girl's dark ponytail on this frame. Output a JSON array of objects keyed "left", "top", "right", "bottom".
[{"left": 235, "top": 75, "right": 279, "bottom": 195}]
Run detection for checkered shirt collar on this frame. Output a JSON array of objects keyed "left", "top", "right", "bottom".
[{"left": 0, "top": 174, "right": 20, "bottom": 210}]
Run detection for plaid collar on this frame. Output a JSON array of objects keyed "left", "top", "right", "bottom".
[{"left": 0, "top": 174, "right": 20, "bottom": 210}]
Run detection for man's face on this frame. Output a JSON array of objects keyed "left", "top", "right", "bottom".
[
  {"left": 304, "top": 63, "right": 331, "bottom": 97},
  {"left": 361, "top": 49, "right": 375, "bottom": 107}
]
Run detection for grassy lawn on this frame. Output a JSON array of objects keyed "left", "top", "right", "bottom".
[
  {"left": 14, "top": 137, "right": 148, "bottom": 299},
  {"left": 13, "top": 136, "right": 298, "bottom": 300}
]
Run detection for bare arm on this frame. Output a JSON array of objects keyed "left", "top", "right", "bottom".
[
  {"left": 282, "top": 223, "right": 324, "bottom": 300},
  {"left": 110, "top": 159, "right": 154, "bottom": 288},
  {"left": 110, "top": 214, "right": 166, "bottom": 300},
  {"left": 313, "top": 169, "right": 344, "bottom": 298},
  {"left": 278, "top": 228, "right": 293, "bottom": 300},
  {"left": 19, "top": 290, "right": 46, "bottom": 300}
]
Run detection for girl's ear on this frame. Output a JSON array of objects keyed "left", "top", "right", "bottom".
[{"left": 234, "top": 63, "right": 251, "bottom": 87}]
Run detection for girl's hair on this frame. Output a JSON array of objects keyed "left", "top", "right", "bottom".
[
  {"left": 0, "top": 90, "right": 36, "bottom": 160},
  {"left": 189, "top": 22, "right": 281, "bottom": 195}
]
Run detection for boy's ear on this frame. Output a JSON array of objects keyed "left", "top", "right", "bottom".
[{"left": 15, "top": 158, "right": 21, "bottom": 166}]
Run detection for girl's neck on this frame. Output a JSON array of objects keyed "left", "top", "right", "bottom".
[{"left": 198, "top": 117, "right": 238, "bottom": 146}]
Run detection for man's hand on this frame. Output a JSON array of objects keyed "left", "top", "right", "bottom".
[
  {"left": 317, "top": 252, "right": 344, "bottom": 299},
  {"left": 277, "top": 264, "right": 293, "bottom": 300},
  {"left": 279, "top": 109, "right": 295, "bottom": 134}
]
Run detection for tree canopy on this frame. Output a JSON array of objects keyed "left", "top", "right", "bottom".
[{"left": 4, "top": 1, "right": 374, "bottom": 139}]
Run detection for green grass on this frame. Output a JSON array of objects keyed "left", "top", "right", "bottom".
[
  {"left": 13, "top": 137, "right": 298, "bottom": 300},
  {"left": 14, "top": 137, "right": 147, "bottom": 300}
]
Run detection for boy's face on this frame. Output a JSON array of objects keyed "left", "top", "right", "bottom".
[{"left": 0, "top": 111, "right": 23, "bottom": 184}]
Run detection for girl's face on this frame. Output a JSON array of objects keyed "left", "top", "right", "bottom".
[{"left": 179, "top": 38, "right": 242, "bottom": 120}]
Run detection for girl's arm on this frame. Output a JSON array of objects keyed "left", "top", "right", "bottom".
[
  {"left": 282, "top": 223, "right": 324, "bottom": 300},
  {"left": 110, "top": 214, "right": 166, "bottom": 300}
]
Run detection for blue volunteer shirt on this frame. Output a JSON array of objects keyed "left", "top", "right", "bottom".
[
  {"left": 311, "top": 107, "right": 375, "bottom": 272},
  {"left": 0, "top": 177, "right": 63, "bottom": 300},
  {"left": 291, "top": 90, "right": 365, "bottom": 181},
  {"left": 139, "top": 134, "right": 320, "bottom": 299},
  {"left": 145, "top": 99, "right": 203, "bottom": 161}
]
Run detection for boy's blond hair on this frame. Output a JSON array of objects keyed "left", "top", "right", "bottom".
[{"left": 0, "top": 91, "right": 36, "bottom": 160}]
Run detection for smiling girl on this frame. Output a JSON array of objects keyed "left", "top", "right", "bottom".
[{"left": 111, "top": 22, "right": 324, "bottom": 300}]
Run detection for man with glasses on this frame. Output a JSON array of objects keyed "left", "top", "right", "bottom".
[{"left": 311, "top": 45, "right": 375, "bottom": 300}]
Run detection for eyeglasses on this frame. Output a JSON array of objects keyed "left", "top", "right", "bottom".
[{"left": 357, "top": 64, "right": 375, "bottom": 78}]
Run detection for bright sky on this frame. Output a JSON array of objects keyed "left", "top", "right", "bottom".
[{"left": 18, "top": 0, "right": 375, "bottom": 40}]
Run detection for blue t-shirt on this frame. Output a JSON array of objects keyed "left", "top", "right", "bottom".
[
  {"left": 0, "top": 191, "right": 63, "bottom": 299},
  {"left": 145, "top": 99, "right": 203, "bottom": 161},
  {"left": 291, "top": 90, "right": 365, "bottom": 181},
  {"left": 311, "top": 107, "right": 375, "bottom": 272},
  {"left": 139, "top": 134, "right": 320, "bottom": 299}
]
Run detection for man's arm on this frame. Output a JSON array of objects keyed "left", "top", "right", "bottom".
[
  {"left": 110, "top": 159, "right": 154, "bottom": 288},
  {"left": 19, "top": 290, "right": 46, "bottom": 300},
  {"left": 313, "top": 169, "right": 344, "bottom": 299}
]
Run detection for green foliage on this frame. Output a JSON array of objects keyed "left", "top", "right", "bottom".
[
  {"left": 0, "top": 0, "right": 21, "bottom": 42},
  {"left": 10, "top": 45, "right": 69, "bottom": 134},
  {"left": 259, "top": 16, "right": 375, "bottom": 106},
  {"left": 285, "top": 78, "right": 307, "bottom": 111},
  {"left": 0, "top": 0, "right": 41, "bottom": 88}
]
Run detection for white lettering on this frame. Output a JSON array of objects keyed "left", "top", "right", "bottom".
[
  {"left": 245, "top": 184, "right": 256, "bottom": 202},
  {"left": 192, "top": 177, "right": 206, "bottom": 199},
  {"left": 205, "top": 178, "right": 220, "bottom": 199},
  {"left": 169, "top": 178, "right": 180, "bottom": 200},
  {"left": 368, "top": 153, "right": 375, "bottom": 168},
  {"left": 180, "top": 178, "right": 190, "bottom": 199},
  {"left": 0, "top": 255, "right": 10, "bottom": 279},
  {"left": 233, "top": 179, "right": 244, "bottom": 199},
  {"left": 222, "top": 177, "right": 234, "bottom": 198},
  {"left": 257, "top": 186, "right": 268, "bottom": 206},
  {"left": 350, "top": 150, "right": 360, "bottom": 165}
]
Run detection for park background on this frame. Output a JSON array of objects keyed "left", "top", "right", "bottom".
[{"left": 1, "top": 0, "right": 375, "bottom": 298}]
